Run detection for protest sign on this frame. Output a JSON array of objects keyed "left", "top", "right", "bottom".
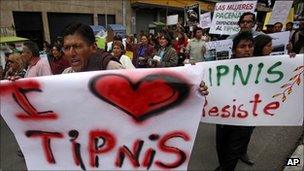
[
  {"left": 209, "top": 1, "right": 257, "bottom": 35},
  {"left": 205, "top": 39, "right": 233, "bottom": 60},
  {"left": 167, "top": 14, "right": 178, "bottom": 25},
  {"left": 269, "top": 0, "right": 293, "bottom": 25},
  {"left": 185, "top": 3, "right": 200, "bottom": 26},
  {"left": 0, "top": 67, "right": 205, "bottom": 170},
  {"left": 200, "top": 54, "right": 304, "bottom": 126},
  {"left": 268, "top": 31, "right": 290, "bottom": 55},
  {"left": 200, "top": 12, "right": 212, "bottom": 29}
]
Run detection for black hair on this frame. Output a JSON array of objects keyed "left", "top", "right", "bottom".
[
  {"left": 238, "top": 12, "right": 256, "bottom": 25},
  {"left": 193, "top": 26, "right": 203, "bottom": 36},
  {"left": 160, "top": 33, "right": 172, "bottom": 46},
  {"left": 61, "top": 22, "right": 95, "bottom": 45},
  {"left": 23, "top": 41, "right": 40, "bottom": 57},
  {"left": 232, "top": 31, "right": 254, "bottom": 54},
  {"left": 113, "top": 35, "right": 122, "bottom": 41},
  {"left": 253, "top": 34, "right": 272, "bottom": 56},
  {"left": 274, "top": 22, "right": 283, "bottom": 27}
]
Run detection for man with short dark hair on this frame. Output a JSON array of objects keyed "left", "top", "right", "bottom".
[
  {"left": 61, "top": 23, "right": 123, "bottom": 73},
  {"left": 185, "top": 27, "right": 207, "bottom": 63},
  {"left": 227, "top": 12, "right": 263, "bottom": 39},
  {"left": 21, "top": 41, "right": 52, "bottom": 78}
]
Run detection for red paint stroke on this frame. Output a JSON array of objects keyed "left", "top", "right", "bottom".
[
  {"left": 142, "top": 148, "right": 156, "bottom": 169},
  {"left": 69, "top": 130, "right": 86, "bottom": 170},
  {"left": 115, "top": 139, "right": 143, "bottom": 168},
  {"left": 25, "top": 130, "right": 63, "bottom": 164},
  {"left": 89, "top": 73, "right": 190, "bottom": 122},
  {"left": 1, "top": 79, "right": 57, "bottom": 120},
  {"left": 155, "top": 131, "right": 190, "bottom": 169},
  {"left": 88, "top": 130, "right": 116, "bottom": 168}
]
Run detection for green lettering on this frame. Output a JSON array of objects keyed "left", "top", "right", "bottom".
[
  {"left": 216, "top": 65, "right": 229, "bottom": 86},
  {"left": 255, "top": 63, "right": 264, "bottom": 84},
  {"left": 209, "top": 68, "right": 213, "bottom": 86},
  {"left": 233, "top": 64, "right": 253, "bottom": 85},
  {"left": 265, "top": 61, "right": 284, "bottom": 83}
]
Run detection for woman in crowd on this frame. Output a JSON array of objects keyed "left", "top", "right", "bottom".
[
  {"left": 173, "top": 31, "right": 188, "bottom": 66},
  {"left": 49, "top": 43, "right": 70, "bottom": 74},
  {"left": 147, "top": 33, "right": 178, "bottom": 68},
  {"left": 253, "top": 34, "right": 273, "bottom": 56},
  {"left": 111, "top": 41, "right": 135, "bottom": 69},
  {"left": 4, "top": 53, "right": 26, "bottom": 79},
  {"left": 132, "top": 34, "right": 154, "bottom": 68}
]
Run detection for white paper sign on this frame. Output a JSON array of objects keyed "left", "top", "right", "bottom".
[
  {"left": 209, "top": 1, "right": 257, "bottom": 35},
  {"left": 153, "top": 55, "right": 161, "bottom": 61},
  {"left": 200, "top": 12, "right": 212, "bottom": 29},
  {"left": 0, "top": 67, "right": 205, "bottom": 170},
  {"left": 200, "top": 55, "right": 304, "bottom": 126},
  {"left": 268, "top": 31, "right": 290, "bottom": 55},
  {"left": 269, "top": 0, "right": 293, "bottom": 25},
  {"left": 167, "top": 14, "right": 178, "bottom": 25},
  {"left": 205, "top": 39, "right": 233, "bottom": 60}
]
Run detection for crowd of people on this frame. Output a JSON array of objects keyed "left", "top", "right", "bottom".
[{"left": 0, "top": 11, "right": 303, "bottom": 171}]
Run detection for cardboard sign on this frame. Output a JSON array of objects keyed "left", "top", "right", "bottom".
[
  {"left": 209, "top": 1, "right": 257, "bottom": 35},
  {"left": 185, "top": 3, "right": 200, "bottom": 26},
  {"left": 167, "top": 14, "right": 178, "bottom": 25},
  {"left": 200, "top": 54, "right": 304, "bottom": 126},
  {"left": 205, "top": 39, "right": 233, "bottom": 60},
  {"left": 269, "top": 0, "right": 293, "bottom": 25},
  {"left": 0, "top": 67, "right": 205, "bottom": 170},
  {"left": 268, "top": 31, "right": 290, "bottom": 55},
  {"left": 200, "top": 12, "right": 212, "bottom": 29}
]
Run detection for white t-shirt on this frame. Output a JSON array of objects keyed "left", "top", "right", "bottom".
[{"left": 119, "top": 55, "right": 135, "bottom": 69}]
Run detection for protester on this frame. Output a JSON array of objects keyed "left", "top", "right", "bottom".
[
  {"left": 200, "top": 32, "right": 256, "bottom": 171},
  {"left": 273, "top": 22, "right": 283, "bottom": 33},
  {"left": 61, "top": 23, "right": 123, "bottom": 74},
  {"left": 21, "top": 41, "right": 52, "bottom": 78},
  {"left": 173, "top": 31, "right": 188, "bottom": 66},
  {"left": 285, "top": 22, "right": 294, "bottom": 31},
  {"left": 125, "top": 35, "right": 135, "bottom": 59},
  {"left": 49, "top": 42, "right": 70, "bottom": 74},
  {"left": 147, "top": 33, "right": 178, "bottom": 68},
  {"left": 253, "top": 34, "right": 273, "bottom": 56},
  {"left": 185, "top": 27, "right": 207, "bottom": 64},
  {"left": 290, "top": 19, "right": 304, "bottom": 54},
  {"left": 132, "top": 34, "right": 154, "bottom": 68},
  {"left": 228, "top": 12, "right": 263, "bottom": 39},
  {"left": 106, "top": 35, "right": 125, "bottom": 52},
  {"left": 111, "top": 41, "right": 135, "bottom": 69},
  {"left": 42, "top": 40, "right": 51, "bottom": 55},
  {"left": 4, "top": 53, "right": 26, "bottom": 79}
]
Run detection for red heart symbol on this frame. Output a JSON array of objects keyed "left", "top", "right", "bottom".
[{"left": 89, "top": 74, "right": 190, "bottom": 121}]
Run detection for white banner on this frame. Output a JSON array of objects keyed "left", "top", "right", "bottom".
[
  {"left": 200, "top": 12, "right": 212, "bottom": 29},
  {"left": 167, "top": 14, "right": 179, "bottom": 25},
  {"left": 200, "top": 54, "right": 304, "bottom": 126},
  {"left": 268, "top": 31, "right": 290, "bottom": 55},
  {"left": 0, "top": 67, "right": 205, "bottom": 170},
  {"left": 209, "top": 1, "right": 257, "bottom": 35},
  {"left": 269, "top": 0, "right": 293, "bottom": 25}
]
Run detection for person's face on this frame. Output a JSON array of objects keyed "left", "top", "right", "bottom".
[
  {"left": 262, "top": 41, "right": 273, "bottom": 56},
  {"left": 63, "top": 34, "right": 96, "bottom": 72},
  {"left": 159, "top": 37, "right": 168, "bottom": 47},
  {"left": 112, "top": 45, "right": 122, "bottom": 57},
  {"left": 286, "top": 23, "right": 293, "bottom": 31},
  {"left": 195, "top": 30, "right": 203, "bottom": 39},
  {"left": 234, "top": 40, "right": 254, "bottom": 58},
  {"left": 141, "top": 36, "right": 148, "bottom": 45},
  {"left": 52, "top": 47, "right": 61, "bottom": 59},
  {"left": 239, "top": 15, "right": 255, "bottom": 32},
  {"left": 21, "top": 46, "right": 33, "bottom": 65},
  {"left": 273, "top": 24, "right": 283, "bottom": 32}
]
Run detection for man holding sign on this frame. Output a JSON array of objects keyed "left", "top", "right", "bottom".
[{"left": 227, "top": 12, "right": 263, "bottom": 40}]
